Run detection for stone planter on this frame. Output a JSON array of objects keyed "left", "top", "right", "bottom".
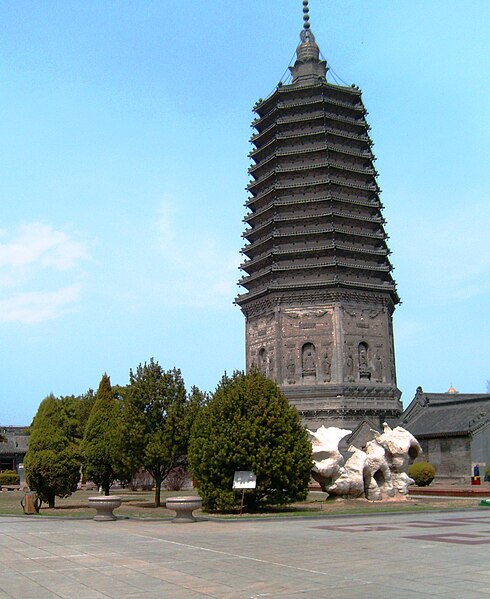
[
  {"left": 166, "top": 496, "right": 203, "bottom": 523},
  {"left": 88, "top": 496, "right": 122, "bottom": 521}
]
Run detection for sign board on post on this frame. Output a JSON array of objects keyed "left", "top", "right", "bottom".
[
  {"left": 233, "top": 471, "right": 257, "bottom": 489},
  {"left": 233, "top": 471, "right": 256, "bottom": 515}
]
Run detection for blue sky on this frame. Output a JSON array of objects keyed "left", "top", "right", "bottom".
[{"left": 1, "top": 1, "right": 489, "bottom": 425}]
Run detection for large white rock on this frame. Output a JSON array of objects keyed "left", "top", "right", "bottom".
[
  {"left": 373, "top": 423, "right": 422, "bottom": 495},
  {"left": 326, "top": 445, "right": 366, "bottom": 498},
  {"left": 364, "top": 440, "right": 394, "bottom": 500},
  {"left": 309, "top": 423, "right": 421, "bottom": 500},
  {"left": 308, "top": 426, "right": 351, "bottom": 491}
]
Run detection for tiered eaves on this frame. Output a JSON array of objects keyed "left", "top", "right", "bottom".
[{"left": 237, "top": 81, "right": 398, "bottom": 309}]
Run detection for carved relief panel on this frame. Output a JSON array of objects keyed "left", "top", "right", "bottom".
[
  {"left": 280, "top": 307, "right": 334, "bottom": 385},
  {"left": 246, "top": 312, "right": 277, "bottom": 380},
  {"left": 341, "top": 304, "right": 392, "bottom": 384}
]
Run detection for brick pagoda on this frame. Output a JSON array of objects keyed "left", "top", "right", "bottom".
[{"left": 236, "top": 1, "right": 402, "bottom": 432}]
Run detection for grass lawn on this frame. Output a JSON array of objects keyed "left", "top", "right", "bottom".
[
  {"left": 0, "top": 488, "right": 195, "bottom": 519},
  {"left": 0, "top": 488, "right": 483, "bottom": 519}
]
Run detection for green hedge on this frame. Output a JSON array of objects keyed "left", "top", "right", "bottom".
[
  {"left": 408, "top": 461, "right": 436, "bottom": 487},
  {"left": 485, "top": 464, "right": 490, "bottom": 481},
  {"left": 0, "top": 470, "right": 20, "bottom": 485}
]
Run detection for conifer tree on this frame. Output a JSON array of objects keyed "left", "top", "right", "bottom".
[
  {"left": 82, "top": 374, "right": 125, "bottom": 495},
  {"left": 188, "top": 370, "right": 312, "bottom": 512},
  {"left": 121, "top": 359, "right": 199, "bottom": 507},
  {"left": 61, "top": 390, "right": 95, "bottom": 444},
  {"left": 24, "top": 395, "right": 81, "bottom": 508}
]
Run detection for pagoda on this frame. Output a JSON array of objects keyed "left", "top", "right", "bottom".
[{"left": 236, "top": 1, "right": 402, "bottom": 432}]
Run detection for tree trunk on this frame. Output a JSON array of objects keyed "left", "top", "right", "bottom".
[
  {"left": 154, "top": 474, "right": 162, "bottom": 507},
  {"left": 48, "top": 494, "right": 55, "bottom": 508},
  {"left": 104, "top": 480, "right": 110, "bottom": 496}
]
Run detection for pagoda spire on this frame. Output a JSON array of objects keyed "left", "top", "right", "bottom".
[
  {"left": 290, "top": 0, "right": 327, "bottom": 85},
  {"left": 302, "top": 0, "right": 311, "bottom": 33}
]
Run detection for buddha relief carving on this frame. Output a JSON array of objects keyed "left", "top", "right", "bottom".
[
  {"left": 302, "top": 343, "right": 316, "bottom": 379},
  {"left": 358, "top": 342, "right": 371, "bottom": 381},
  {"left": 374, "top": 350, "right": 383, "bottom": 382},
  {"left": 286, "top": 354, "right": 296, "bottom": 384},
  {"left": 345, "top": 351, "right": 355, "bottom": 382},
  {"left": 266, "top": 352, "right": 274, "bottom": 378},
  {"left": 321, "top": 349, "right": 331, "bottom": 382},
  {"left": 258, "top": 347, "right": 267, "bottom": 375}
]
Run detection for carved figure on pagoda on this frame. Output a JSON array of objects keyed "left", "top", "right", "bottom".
[
  {"left": 374, "top": 351, "right": 383, "bottom": 382},
  {"left": 321, "top": 350, "right": 331, "bottom": 382},
  {"left": 286, "top": 355, "right": 296, "bottom": 384},
  {"left": 358, "top": 342, "right": 371, "bottom": 381},
  {"left": 345, "top": 352, "right": 355, "bottom": 382},
  {"left": 302, "top": 343, "right": 317, "bottom": 378},
  {"left": 258, "top": 348, "right": 267, "bottom": 375}
]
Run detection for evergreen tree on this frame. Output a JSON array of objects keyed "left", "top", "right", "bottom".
[
  {"left": 121, "top": 359, "right": 199, "bottom": 507},
  {"left": 60, "top": 389, "right": 95, "bottom": 444},
  {"left": 188, "top": 370, "right": 312, "bottom": 512},
  {"left": 82, "top": 374, "right": 126, "bottom": 495},
  {"left": 24, "top": 395, "right": 81, "bottom": 508}
]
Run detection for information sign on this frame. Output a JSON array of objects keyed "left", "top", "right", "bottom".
[{"left": 233, "top": 471, "right": 256, "bottom": 489}]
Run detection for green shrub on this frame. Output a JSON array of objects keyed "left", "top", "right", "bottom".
[
  {"left": 189, "top": 370, "right": 312, "bottom": 512},
  {"left": 408, "top": 461, "right": 436, "bottom": 487},
  {"left": 0, "top": 470, "right": 20, "bottom": 485},
  {"left": 485, "top": 464, "right": 490, "bottom": 481}
]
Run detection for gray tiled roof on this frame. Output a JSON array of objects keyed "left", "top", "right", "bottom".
[
  {"left": 402, "top": 391, "right": 490, "bottom": 437},
  {"left": 0, "top": 427, "right": 29, "bottom": 455}
]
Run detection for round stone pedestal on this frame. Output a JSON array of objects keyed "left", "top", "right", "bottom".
[
  {"left": 88, "top": 496, "right": 122, "bottom": 521},
  {"left": 166, "top": 496, "right": 202, "bottom": 523}
]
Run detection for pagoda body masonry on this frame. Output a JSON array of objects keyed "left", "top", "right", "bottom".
[{"left": 236, "top": 2, "right": 402, "bottom": 433}]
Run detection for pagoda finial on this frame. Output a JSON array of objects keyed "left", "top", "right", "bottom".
[
  {"left": 300, "top": 0, "right": 314, "bottom": 43},
  {"left": 303, "top": 0, "right": 311, "bottom": 31},
  {"left": 289, "top": 0, "right": 327, "bottom": 84}
]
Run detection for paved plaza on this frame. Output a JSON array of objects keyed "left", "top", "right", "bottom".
[{"left": 1, "top": 510, "right": 490, "bottom": 598}]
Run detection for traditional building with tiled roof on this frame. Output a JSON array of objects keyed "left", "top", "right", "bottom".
[
  {"left": 0, "top": 426, "right": 29, "bottom": 474},
  {"left": 401, "top": 387, "right": 490, "bottom": 480}
]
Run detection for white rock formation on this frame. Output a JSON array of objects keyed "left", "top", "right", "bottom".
[
  {"left": 373, "top": 423, "right": 422, "bottom": 495},
  {"left": 326, "top": 445, "right": 366, "bottom": 498},
  {"left": 308, "top": 426, "right": 351, "bottom": 491},
  {"left": 309, "top": 423, "right": 421, "bottom": 500},
  {"left": 364, "top": 440, "right": 394, "bottom": 500}
]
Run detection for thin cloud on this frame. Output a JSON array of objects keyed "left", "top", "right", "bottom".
[
  {"left": 155, "top": 200, "right": 240, "bottom": 308},
  {"left": 0, "top": 222, "right": 90, "bottom": 323},
  {"left": 0, "top": 222, "right": 88, "bottom": 271},
  {"left": 0, "top": 284, "right": 83, "bottom": 324},
  {"left": 396, "top": 200, "right": 490, "bottom": 304}
]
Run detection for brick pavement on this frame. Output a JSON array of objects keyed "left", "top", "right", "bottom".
[{"left": 1, "top": 510, "right": 490, "bottom": 598}]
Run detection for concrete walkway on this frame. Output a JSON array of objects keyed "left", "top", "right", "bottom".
[{"left": 1, "top": 510, "right": 490, "bottom": 598}]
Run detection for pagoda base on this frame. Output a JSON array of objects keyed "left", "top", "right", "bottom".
[{"left": 282, "top": 383, "right": 402, "bottom": 433}]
